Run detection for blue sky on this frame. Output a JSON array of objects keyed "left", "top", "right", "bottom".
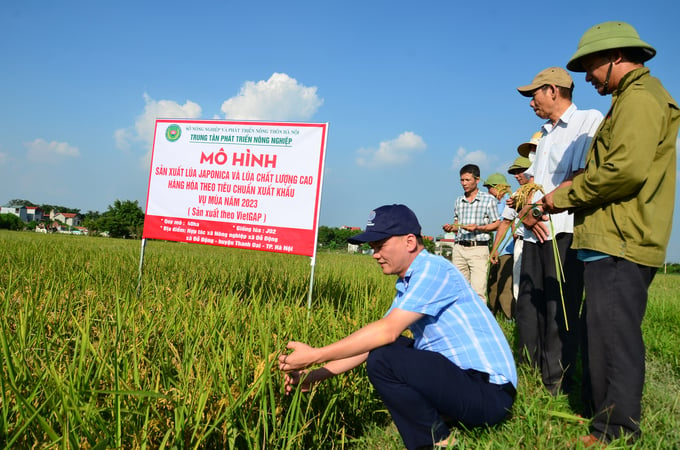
[{"left": 2, "top": 1, "right": 680, "bottom": 261}]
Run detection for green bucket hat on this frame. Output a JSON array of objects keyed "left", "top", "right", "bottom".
[
  {"left": 508, "top": 156, "right": 532, "bottom": 174},
  {"left": 483, "top": 173, "right": 510, "bottom": 188},
  {"left": 567, "top": 21, "right": 656, "bottom": 72}
]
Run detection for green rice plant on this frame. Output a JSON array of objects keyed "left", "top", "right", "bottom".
[{"left": 1, "top": 230, "right": 679, "bottom": 448}]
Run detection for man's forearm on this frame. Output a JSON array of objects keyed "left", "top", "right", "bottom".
[
  {"left": 316, "top": 353, "right": 369, "bottom": 380},
  {"left": 491, "top": 220, "right": 512, "bottom": 254},
  {"left": 316, "top": 318, "right": 403, "bottom": 364}
]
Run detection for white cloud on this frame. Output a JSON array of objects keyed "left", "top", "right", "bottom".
[
  {"left": 25, "top": 139, "right": 79, "bottom": 162},
  {"left": 0, "top": 151, "right": 7, "bottom": 165},
  {"left": 356, "top": 131, "right": 426, "bottom": 167},
  {"left": 114, "top": 128, "right": 133, "bottom": 152},
  {"left": 221, "top": 73, "right": 323, "bottom": 121},
  {"left": 135, "top": 94, "right": 202, "bottom": 144},
  {"left": 115, "top": 93, "right": 202, "bottom": 166},
  {"left": 451, "top": 146, "right": 490, "bottom": 169},
  {"left": 116, "top": 74, "right": 321, "bottom": 168}
]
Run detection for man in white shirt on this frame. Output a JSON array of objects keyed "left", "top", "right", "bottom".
[{"left": 515, "top": 67, "right": 603, "bottom": 397}]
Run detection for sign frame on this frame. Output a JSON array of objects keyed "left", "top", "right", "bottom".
[{"left": 137, "top": 119, "right": 329, "bottom": 312}]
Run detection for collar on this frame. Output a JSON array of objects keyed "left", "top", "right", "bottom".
[
  {"left": 462, "top": 188, "right": 481, "bottom": 203},
  {"left": 399, "top": 249, "right": 427, "bottom": 286},
  {"left": 542, "top": 103, "right": 577, "bottom": 133},
  {"left": 614, "top": 67, "right": 650, "bottom": 99}
]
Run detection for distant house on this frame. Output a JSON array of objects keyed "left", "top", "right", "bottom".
[
  {"left": 347, "top": 243, "right": 360, "bottom": 254},
  {"left": 26, "top": 206, "right": 44, "bottom": 222},
  {"left": 50, "top": 210, "right": 82, "bottom": 227},
  {"left": 1, "top": 205, "right": 28, "bottom": 221},
  {"left": 72, "top": 226, "right": 89, "bottom": 235},
  {"left": 2, "top": 205, "right": 45, "bottom": 223},
  {"left": 434, "top": 233, "right": 457, "bottom": 259},
  {"left": 340, "top": 226, "right": 363, "bottom": 253}
]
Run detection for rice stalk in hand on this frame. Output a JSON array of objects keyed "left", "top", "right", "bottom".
[
  {"left": 548, "top": 218, "right": 569, "bottom": 331},
  {"left": 512, "top": 183, "right": 544, "bottom": 210},
  {"left": 490, "top": 183, "right": 544, "bottom": 258},
  {"left": 494, "top": 184, "right": 513, "bottom": 197},
  {"left": 512, "top": 191, "right": 569, "bottom": 331}
]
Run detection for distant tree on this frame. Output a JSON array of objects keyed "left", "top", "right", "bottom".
[
  {"left": 100, "top": 200, "right": 145, "bottom": 239},
  {"left": 82, "top": 210, "right": 102, "bottom": 236},
  {"left": 7, "top": 199, "right": 37, "bottom": 207},
  {"left": 39, "top": 204, "right": 80, "bottom": 215},
  {"left": 83, "top": 210, "right": 101, "bottom": 220},
  {"left": 82, "top": 218, "right": 100, "bottom": 236},
  {"left": 317, "top": 226, "right": 333, "bottom": 247},
  {"left": 423, "top": 237, "right": 436, "bottom": 253},
  {"left": 664, "top": 263, "right": 680, "bottom": 274},
  {"left": 317, "top": 226, "right": 335, "bottom": 249},
  {"left": 0, "top": 213, "right": 23, "bottom": 230},
  {"left": 317, "top": 226, "right": 363, "bottom": 250},
  {"left": 335, "top": 228, "right": 363, "bottom": 249}
]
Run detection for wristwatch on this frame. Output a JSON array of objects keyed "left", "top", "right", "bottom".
[{"left": 531, "top": 205, "right": 544, "bottom": 219}]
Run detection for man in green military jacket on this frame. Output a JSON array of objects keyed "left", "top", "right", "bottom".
[{"left": 540, "top": 22, "right": 679, "bottom": 446}]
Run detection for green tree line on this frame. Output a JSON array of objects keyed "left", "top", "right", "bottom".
[{"left": 317, "top": 226, "right": 363, "bottom": 250}]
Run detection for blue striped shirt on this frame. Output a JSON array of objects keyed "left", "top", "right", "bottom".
[
  {"left": 386, "top": 250, "right": 517, "bottom": 386},
  {"left": 496, "top": 194, "right": 514, "bottom": 256}
]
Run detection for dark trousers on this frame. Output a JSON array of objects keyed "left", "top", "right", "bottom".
[
  {"left": 585, "top": 257, "right": 655, "bottom": 443},
  {"left": 488, "top": 253, "right": 514, "bottom": 319},
  {"left": 516, "top": 233, "right": 585, "bottom": 393},
  {"left": 366, "top": 336, "right": 514, "bottom": 450}
]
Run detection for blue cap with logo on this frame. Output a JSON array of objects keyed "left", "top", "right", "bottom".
[{"left": 347, "top": 204, "right": 422, "bottom": 244}]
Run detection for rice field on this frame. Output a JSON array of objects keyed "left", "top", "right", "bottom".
[{"left": 1, "top": 230, "right": 679, "bottom": 449}]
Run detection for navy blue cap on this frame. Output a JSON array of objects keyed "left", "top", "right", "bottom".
[{"left": 347, "top": 204, "right": 422, "bottom": 244}]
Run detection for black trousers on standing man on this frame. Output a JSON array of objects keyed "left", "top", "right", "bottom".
[{"left": 516, "top": 233, "right": 586, "bottom": 395}]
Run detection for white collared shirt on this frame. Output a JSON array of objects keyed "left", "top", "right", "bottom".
[{"left": 524, "top": 103, "right": 603, "bottom": 243}]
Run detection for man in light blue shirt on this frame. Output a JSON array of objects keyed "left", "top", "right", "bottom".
[{"left": 279, "top": 204, "right": 517, "bottom": 450}]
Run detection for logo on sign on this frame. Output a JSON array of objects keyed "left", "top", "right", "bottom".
[{"left": 165, "top": 124, "right": 182, "bottom": 142}]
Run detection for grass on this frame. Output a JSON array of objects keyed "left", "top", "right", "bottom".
[{"left": 1, "top": 230, "right": 679, "bottom": 448}]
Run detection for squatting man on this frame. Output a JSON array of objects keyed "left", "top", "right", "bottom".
[{"left": 278, "top": 204, "right": 517, "bottom": 450}]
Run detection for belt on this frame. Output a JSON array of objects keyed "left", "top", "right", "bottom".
[{"left": 456, "top": 240, "right": 489, "bottom": 247}]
